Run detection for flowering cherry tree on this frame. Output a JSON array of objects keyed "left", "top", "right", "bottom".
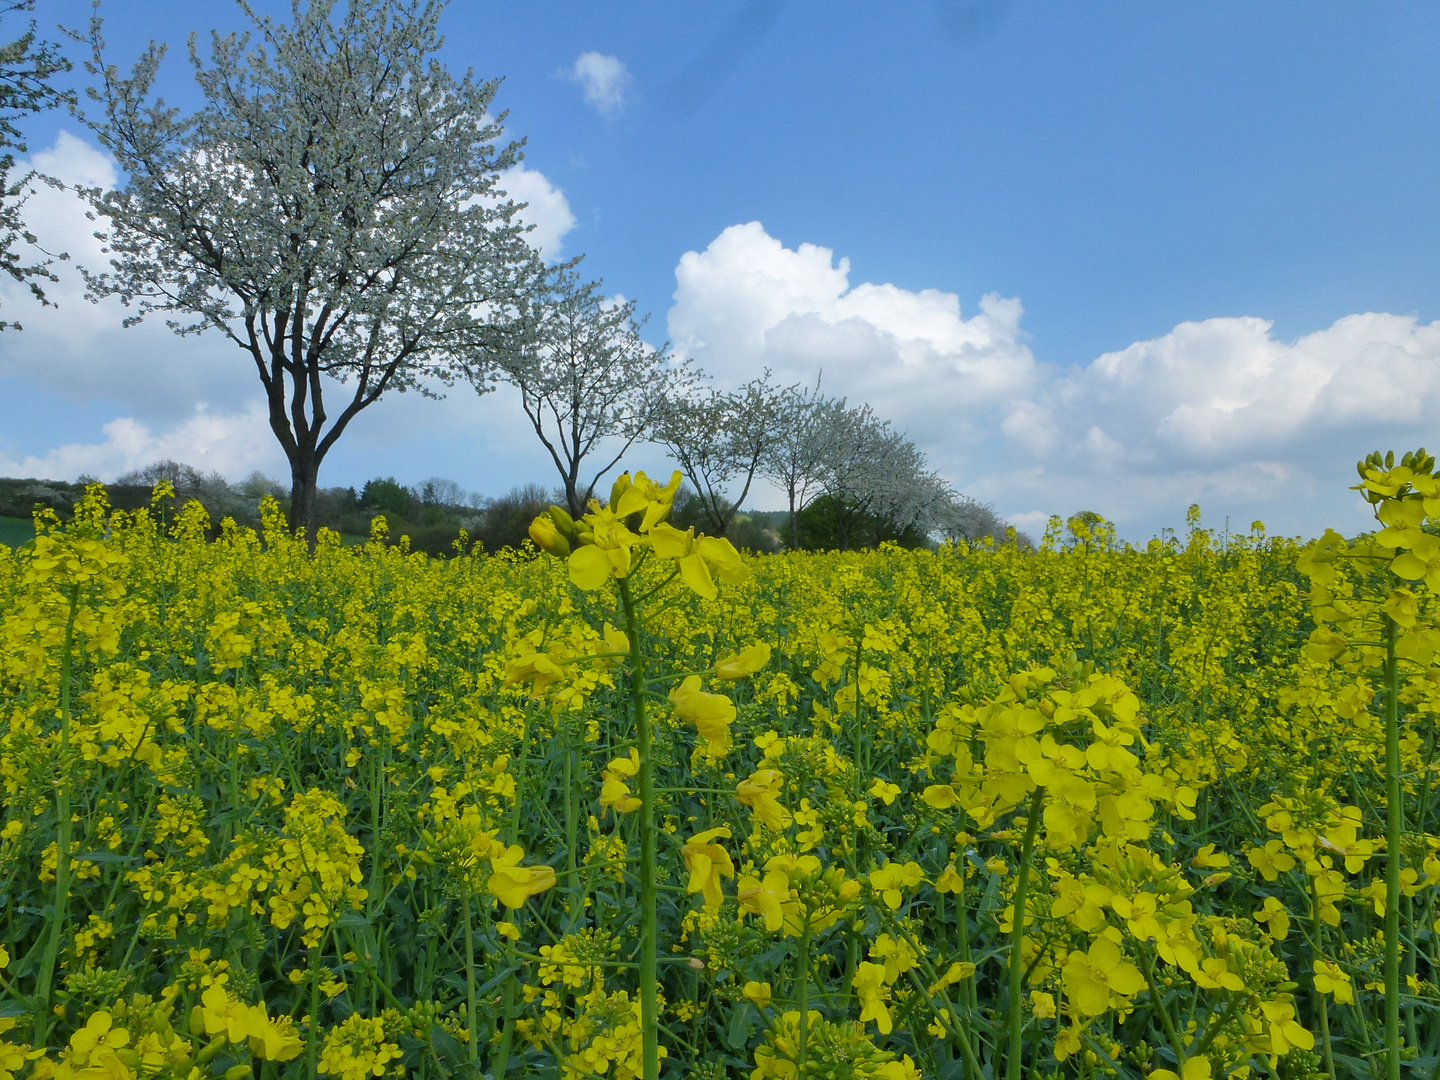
[{"left": 77, "top": 0, "right": 540, "bottom": 534}]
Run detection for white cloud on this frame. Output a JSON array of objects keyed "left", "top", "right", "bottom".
[
  {"left": 967, "top": 310, "right": 1440, "bottom": 536},
  {"left": 666, "top": 222, "right": 1440, "bottom": 540},
  {"left": 570, "top": 52, "right": 632, "bottom": 116},
  {"left": 0, "top": 132, "right": 285, "bottom": 421},
  {"left": 994, "top": 312, "right": 1440, "bottom": 518},
  {"left": 8, "top": 133, "right": 1440, "bottom": 543},
  {"left": 0, "top": 403, "right": 284, "bottom": 481},
  {"left": 1052, "top": 313, "right": 1440, "bottom": 460},
  {"left": 500, "top": 164, "right": 577, "bottom": 259},
  {"left": 668, "top": 222, "right": 1040, "bottom": 471}
]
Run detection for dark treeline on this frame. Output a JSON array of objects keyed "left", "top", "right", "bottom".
[
  {"left": 0, "top": 466, "right": 548, "bottom": 557},
  {"left": 0, "top": 457, "right": 1025, "bottom": 557}
]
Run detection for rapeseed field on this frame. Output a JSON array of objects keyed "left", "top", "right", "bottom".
[{"left": 2, "top": 453, "right": 1438, "bottom": 1080}]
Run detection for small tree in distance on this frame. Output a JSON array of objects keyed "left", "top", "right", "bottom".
[
  {"left": 77, "top": 0, "right": 541, "bottom": 537},
  {"left": 488, "top": 265, "right": 688, "bottom": 518},
  {"left": 653, "top": 372, "right": 784, "bottom": 537},
  {"left": 762, "top": 379, "right": 840, "bottom": 549},
  {"left": 933, "top": 493, "right": 1022, "bottom": 548}
]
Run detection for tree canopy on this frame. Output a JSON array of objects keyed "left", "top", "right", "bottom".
[
  {"left": 78, "top": 0, "right": 542, "bottom": 532},
  {"left": 0, "top": 1, "right": 71, "bottom": 328},
  {"left": 489, "top": 264, "right": 688, "bottom": 517}
]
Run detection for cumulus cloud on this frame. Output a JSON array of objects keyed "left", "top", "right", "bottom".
[
  {"left": 0, "top": 403, "right": 284, "bottom": 481},
  {"left": 500, "top": 164, "right": 577, "bottom": 259},
  {"left": 570, "top": 52, "right": 632, "bottom": 116},
  {"left": 666, "top": 222, "right": 1440, "bottom": 539},
  {"left": 0, "top": 132, "right": 257, "bottom": 421},
  {"left": 984, "top": 312, "right": 1440, "bottom": 534},
  {"left": 668, "top": 221, "right": 1039, "bottom": 471}
]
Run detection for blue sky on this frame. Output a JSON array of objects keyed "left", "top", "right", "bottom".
[{"left": 3, "top": 0, "right": 1440, "bottom": 540}]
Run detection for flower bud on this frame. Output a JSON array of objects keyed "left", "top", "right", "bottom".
[
  {"left": 528, "top": 515, "right": 570, "bottom": 557},
  {"left": 548, "top": 505, "right": 577, "bottom": 536},
  {"left": 609, "top": 472, "right": 633, "bottom": 509}
]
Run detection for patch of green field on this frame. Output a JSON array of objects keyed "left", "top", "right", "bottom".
[{"left": 0, "top": 515, "right": 34, "bottom": 548}]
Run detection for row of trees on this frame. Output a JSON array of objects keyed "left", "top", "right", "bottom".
[
  {"left": 0, "top": 0, "right": 1019, "bottom": 551},
  {"left": 654, "top": 377, "right": 1012, "bottom": 549},
  {"left": 496, "top": 263, "right": 1018, "bottom": 550}
]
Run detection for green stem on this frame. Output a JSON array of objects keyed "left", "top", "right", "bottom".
[
  {"left": 954, "top": 858, "right": 977, "bottom": 1015},
  {"left": 1384, "top": 616, "right": 1402, "bottom": 1080},
  {"left": 307, "top": 941, "right": 322, "bottom": 1078},
  {"left": 491, "top": 714, "right": 532, "bottom": 1080},
  {"left": 566, "top": 738, "right": 581, "bottom": 933},
  {"left": 1316, "top": 986, "right": 1335, "bottom": 1080},
  {"left": 1140, "top": 947, "right": 1185, "bottom": 1068},
  {"left": 34, "top": 581, "right": 78, "bottom": 1046},
  {"left": 619, "top": 576, "right": 660, "bottom": 1080},
  {"left": 1191, "top": 995, "right": 1243, "bottom": 1060},
  {"left": 797, "top": 916, "right": 812, "bottom": 1067},
  {"left": 1311, "top": 885, "right": 1337, "bottom": 1080},
  {"left": 463, "top": 886, "right": 478, "bottom": 1064},
  {"left": 492, "top": 979, "right": 517, "bottom": 1079},
  {"left": 1005, "top": 786, "right": 1045, "bottom": 1080}
]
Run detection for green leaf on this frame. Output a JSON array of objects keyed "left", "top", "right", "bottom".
[
  {"left": 75, "top": 851, "right": 137, "bottom": 865},
  {"left": 723, "top": 1002, "right": 756, "bottom": 1051}
]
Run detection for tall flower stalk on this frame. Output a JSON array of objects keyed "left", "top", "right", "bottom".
[
  {"left": 524, "top": 469, "right": 751, "bottom": 1080},
  {"left": 33, "top": 582, "right": 78, "bottom": 1045},
  {"left": 618, "top": 574, "right": 660, "bottom": 1080},
  {"left": 1382, "top": 616, "right": 1402, "bottom": 1080},
  {"left": 1302, "top": 447, "right": 1440, "bottom": 1080},
  {"left": 1004, "top": 785, "right": 1045, "bottom": 1080}
]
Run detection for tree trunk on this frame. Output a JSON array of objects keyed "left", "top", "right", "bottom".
[
  {"left": 566, "top": 474, "right": 584, "bottom": 520},
  {"left": 289, "top": 454, "right": 321, "bottom": 546}
]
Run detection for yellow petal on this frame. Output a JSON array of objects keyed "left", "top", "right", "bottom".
[
  {"left": 647, "top": 521, "right": 693, "bottom": 559},
  {"left": 568, "top": 545, "right": 613, "bottom": 590},
  {"left": 697, "top": 535, "right": 749, "bottom": 585},
  {"left": 715, "top": 643, "right": 771, "bottom": 680},
  {"left": 1391, "top": 551, "right": 1432, "bottom": 580},
  {"left": 679, "top": 552, "right": 717, "bottom": 600}
]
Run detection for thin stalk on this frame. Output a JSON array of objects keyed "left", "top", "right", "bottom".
[
  {"left": 491, "top": 980, "right": 517, "bottom": 1079},
  {"left": 463, "top": 885, "right": 478, "bottom": 1065},
  {"left": 955, "top": 858, "right": 977, "bottom": 1014},
  {"left": 1315, "top": 987, "right": 1335, "bottom": 1080},
  {"left": 1383, "top": 616, "right": 1402, "bottom": 1080},
  {"left": 619, "top": 575, "right": 660, "bottom": 1080},
  {"left": 492, "top": 711, "right": 533, "bottom": 1080},
  {"left": 797, "top": 916, "right": 812, "bottom": 1067},
  {"left": 307, "top": 941, "right": 322, "bottom": 1078},
  {"left": 365, "top": 736, "right": 387, "bottom": 1014},
  {"left": 1140, "top": 948, "right": 1186, "bottom": 1068},
  {"left": 565, "top": 738, "right": 582, "bottom": 933},
  {"left": 34, "top": 581, "right": 79, "bottom": 1046},
  {"left": 1311, "top": 884, "right": 1337, "bottom": 1080},
  {"left": 1005, "top": 786, "right": 1046, "bottom": 1080}
]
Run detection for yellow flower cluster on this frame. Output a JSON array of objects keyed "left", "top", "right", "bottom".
[{"left": 0, "top": 461, "right": 1436, "bottom": 1080}]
